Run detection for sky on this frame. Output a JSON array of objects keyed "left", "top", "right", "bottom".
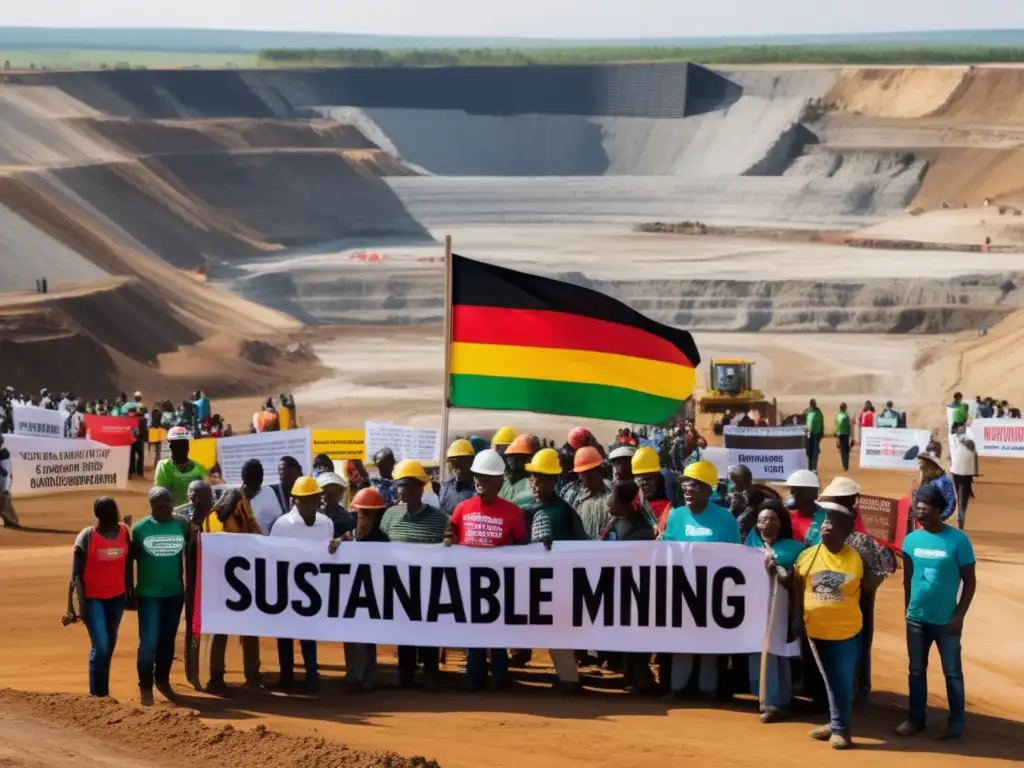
[{"left": 9, "top": 0, "right": 1024, "bottom": 39}]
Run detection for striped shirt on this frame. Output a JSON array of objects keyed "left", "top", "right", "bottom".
[{"left": 380, "top": 503, "right": 448, "bottom": 544}]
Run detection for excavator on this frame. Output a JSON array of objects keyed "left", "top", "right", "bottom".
[{"left": 697, "top": 358, "right": 777, "bottom": 433}]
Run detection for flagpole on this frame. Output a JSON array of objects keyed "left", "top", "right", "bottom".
[{"left": 439, "top": 234, "right": 453, "bottom": 481}]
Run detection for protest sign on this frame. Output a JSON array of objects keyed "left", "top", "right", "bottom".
[
  {"left": 968, "top": 419, "right": 1024, "bottom": 458},
  {"left": 83, "top": 414, "right": 138, "bottom": 447},
  {"left": 12, "top": 405, "right": 68, "bottom": 438},
  {"left": 724, "top": 426, "right": 806, "bottom": 481},
  {"left": 311, "top": 429, "right": 366, "bottom": 462},
  {"left": 857, "top": 494, "right": 901, "bottom": 546},
  {"left": 216, "top": 429, "right": 312, "bottom": 486},
  {"left": 4, "top": 435, "right": 129, "bottom": 495},
  {"left": 364, "top": 421, "right": 441, "bottom": 464},
  {"left": 858, "top": 428, "right": 931, "bottom": 470},
  {"left": 199, "top": 536, "right": 780, "bottom": 655}
]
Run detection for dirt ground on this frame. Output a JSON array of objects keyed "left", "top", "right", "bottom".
[{"left": 1, "top": 444, "right": 1021, "bottom": 768}]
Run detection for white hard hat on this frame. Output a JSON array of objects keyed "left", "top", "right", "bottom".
[
  {"left": 315, "top": 472, "right": 346, "bottom": 489},
  {"left": 821, "top": 476, "right": 860, "bottom": 497},
  {"left": 608, "top": 445, "right": 636, "bottom": 461},
  {"left": 471, "top": 449, "right": 506, "bottom": 476},
  {"left": 786, "top": 469, "right": 820, "bottom": 489}
]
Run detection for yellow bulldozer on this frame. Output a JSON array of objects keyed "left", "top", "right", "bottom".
[{"left": 697, "top": 358, "right": 778, "bottom": 430}]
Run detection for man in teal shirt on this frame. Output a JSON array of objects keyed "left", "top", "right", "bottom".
[
  {"left": 834, "top": 402, "right": 852, "bottom": 472},
  {"left": 804, "top": 399, "right": 824, "bottom": 472},
  {"left": 896, "top": 484, "right": 976, "bottom": 740},
  {"left": 662, "top": 460, "right": 740, "bottom": 699}
]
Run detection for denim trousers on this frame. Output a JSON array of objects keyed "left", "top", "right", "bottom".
[
  {"left": 85, "top": 594, "right": 126, "bottom": 696},
  {"left": 907, "top": 618, "right": 965, "bottom": 735},
  {"left": 343, "top": 643, "right": 378, "bottom": 690},
  {"left": 396, "top": 646, "right": 439, "bottom": 685},
  {"left": 277, "top": 639, "right": 318, "bottom": 684},
  {"left": 137, "top": 594, "right": 184, "bottom": 689},
  {"left": 812, "top": 634, "right": 861, "bottom": 736},
  {"left": 748, "top": 653, "right": 792, "bottom": 710},
  {"left": 858, "top": 591, "right": 876, "bottom": 698},
  {"left": 466, "top": 649, "right": 509, "bottom": 685},
  {"left": 670, "top": 653, "right": 718, "bottom": 693}
]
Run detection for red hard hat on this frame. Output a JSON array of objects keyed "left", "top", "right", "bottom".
[
  {"left": 350, "top": 488, "right": 387, "bottom": 510},
  {"left": 568, "top": 427, "right": 592, "bottom": 451}
]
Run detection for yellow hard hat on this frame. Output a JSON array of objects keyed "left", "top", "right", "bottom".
[
  {"left": 491, "top": 425, "right": 517, "bottom": 446},
  {"left": 631, "top": 446, "right": 661, "bottom": 476},
  {"left": 394, "top": 459, "right": 429, "bottom": 483},
  {"left": 291, "top": 476, "right": 322, "bottom": 497},
  {"left": 525, "top": 448, "right": 562, "bottom": 476},
  {"left": 683, "top": 460, "right": 719, "bottom": 489},
  {"left": 447, "top": 439, "right": 475, "bottom": 459}
]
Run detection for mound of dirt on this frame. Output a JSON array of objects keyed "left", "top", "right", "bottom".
[
  {"left": 0, "top": 689, "right": 441, "bottom": 768},
  {"left": 930, "top": 66, "right": 1024, "bottom": 123},
  {"left": 824, "top": 66, "right": 969, "bottom": 119},
  {"left": 913, "top": 147, "right": 1024, "bottom": 208}
]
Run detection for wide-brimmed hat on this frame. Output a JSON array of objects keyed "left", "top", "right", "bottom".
[
  {"left": 821, "top": 476, "right": 860, "bottom": 497},
  {"left": 917, "top": 451, "right": 942, "bottom": 468}
]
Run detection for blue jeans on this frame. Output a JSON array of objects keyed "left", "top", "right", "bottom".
[
  {"left": 907, "top": 619, "right": 965, "bottom": 735},
  {"left": 813, "top": 634, "right": 861, "bottom": 736},
  {"left": 85, "top": 594, "right": 126, "bottom": 696},
  {"left": 670, "top": 653, "right": 718, "bottom": 693},
  {"left": 466, "top": 649, "right": 509, "bottom": 686},
  {"left": 748, "top": 653, "right": 792, "bottom": 710},
  {"left": 278, "top": 639, "right": 318, "bottom": 686},
  {"left": 137, "top": 594, "right": 184, "bottom": 689}
]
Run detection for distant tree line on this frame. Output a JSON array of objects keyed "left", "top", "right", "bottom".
[{"left": 257, "top": 45, "right": 1024, "bottom": 67}]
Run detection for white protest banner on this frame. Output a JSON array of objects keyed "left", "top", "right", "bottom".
[
  {"left": 858, "top": 427, "right": 931, "bottom": 470},
  {"left": 364, "top": 421, "right": 441, "bottom": 464},
  {"left": 199, "top": 536, "right": 779, "bottom": 655},
  {"left": 12, "top": 405, "right": 68, "bottom": 438},
  {"left": 724, "top": 426, "right": 807, "bottom": 481},
  {"left": 700, "top": 447, "right": 730, "bottom": 480},
  {"left": 968, "top": 419, "right": 1024, "bottom": 458},
  {"left": 216, "top": 428, "right": 312, "bottom": 486},
  {"left": 4, "top": 434, "right": 129, "bottom": 495}
]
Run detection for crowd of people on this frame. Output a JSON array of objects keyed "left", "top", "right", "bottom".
[{"left": 59, "top": 422, "right": 976, "bottom": 751}]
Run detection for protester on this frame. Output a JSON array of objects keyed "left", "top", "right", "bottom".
[
  {"left": 329, "top": 487, "right": 390, "bottom": 693},
  {"left": 662, "top": 461, "right": 740, "bottom": 699},
  {"left": 179, "top": 480, "right": 210, "bottom": 688},
  {"left": 447, "top": 448, "right": 527, "bottom": 691},
  {"left": 747, "top": 500, "right": 806, "bottom": 722},
  {"left": 632, "top": 446, "right": 672, "bottom": 531},
  {"left": 0, "top": 434, "right": 18, "bottom": 528},
  {"left": 949, "top": 424, "right": 978, "bottom": 530},
  {"left": 608, "top": 445, "right": 635, "bottom": 484},
  {"left": 525, "top": 447, "right": 588, "bottom": 692},
  {"left": 794, "top": 505, "right": 877, "bottom": 750},
  {"left": 252, "top": 398, "right": 280, "bottom": 432},
  {"left": 64, "top": 497, "right": 131, "bottom": 697},
  {"left": 318, "top": 472, "right": 354, "bottom": 538},
  {"left": 857, "top": 401, "right": 875, "bottom": 445},
  {"left": 916, "top": 453, "right": 956, "bottom": 523},
  {"left": 834, "top": 403, "right": 852, "bottom": 472},
  {"left": 804, "top": 399, "right": 825, "bottom": 472},
  {"left": 491, "top": 425, "right": 518, "bottom": 455},
  {"left": 572, "top": 446, "right": 610, "bottom": 539},
  {"left": 154, "top": 427, "right": 207, "bottom": 506},
  {"left": 274, "top": 455, "right": 304, "bottom": 513},
  {"left": 371, "top": 448, "right": 398, "bottom": 507},
  {"left": 499, "top": 434, "right": 538, "bottom": 508},
  {"left": 380, "top": 461, "right": 449, "bottom": 690},
  {"left": 896, "top": 484, "right": 976, "bottom": 739},
  {"left": 132, "top": 487, "right": 190, "bottom": 706},
  {"left": 312, "top": 453, "right": 335, "bottom": 477},
  {"left": 726, "top": 465, "right": 758, "bottom": 539},
  {"left": 228, "top": 458, "right": 282, "bottom": 535},
  {"left": 440, "top": 439, "right": 476, "bottom": 515},
  {"left": 784, "top": 470, "right": 825, "bottom": 544},
  {"left": 270, "top": 475, "right": 332, "bottom": 693}
]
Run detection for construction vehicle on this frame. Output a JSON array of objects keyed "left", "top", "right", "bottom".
[{"left": 697, "top": 358, "right": 778, "bottom": 430}]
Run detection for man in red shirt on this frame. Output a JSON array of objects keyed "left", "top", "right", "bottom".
[{"left": 446, "top": 449, "right": 526, "bottom": 690}]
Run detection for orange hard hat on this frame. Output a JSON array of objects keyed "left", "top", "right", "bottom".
[
  {"left": 573, "top": 446, "right": 603, "bottom": 473},
  {"left": 350, "top": 487, "right": 387, "bottom": 510},
  {"left": 505, "top": 434, "right": 535, "bottom": 455}
]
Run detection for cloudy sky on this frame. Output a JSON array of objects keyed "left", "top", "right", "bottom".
[{"left": 9, "top": 0, "right": 1024, "bottom": 38}]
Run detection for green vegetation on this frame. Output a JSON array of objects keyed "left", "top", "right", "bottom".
[
  {"left": 0, "top": 49, "right": 259, "bottom": 70},
  {"left": 258, "top": 44, "right": 1024, "bottom": 67}
]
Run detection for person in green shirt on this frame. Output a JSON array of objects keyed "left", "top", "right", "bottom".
[
  {"left": 804, "top": 399, "right": 825, "bottom": 473},
  {"left": 131, "top": 486, "right": 190, "bottom": 707},
  {"left": 154, "top": 427, "right": 207, "bottom": 506},
  {"left": 834, "top": 402, "right": 852, "bottom": 472},
  {"left": 499, "top": 434, "right": 539, "bottom": 512}
]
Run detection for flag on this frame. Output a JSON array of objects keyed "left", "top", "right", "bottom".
[{"left": 448, "top": 255, "right": 700, "bottom": 424}]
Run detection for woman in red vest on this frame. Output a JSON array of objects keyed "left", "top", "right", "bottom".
[
  {"left": 857, "top": 401, "right": 876, "bottom": 445},
  {"left": 63, "top": 497, "right": 132, "bottom": 697}
]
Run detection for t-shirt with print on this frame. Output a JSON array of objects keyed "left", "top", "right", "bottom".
[
  {"left": 661, "top": 501, "right": 741, "bottom": 544},
  {"left": 450, "top": 495, "right": 527, "bottom": 547},
  {"left": 154, "top": 459, "right": 207, "bottom": 507},
  {"left": 132, "top": 515, "right": 190, "bottom": 598},
  {"left": 795, "top": 544, "right": 863, "bottom": 641},
  {"left": 903, "top": 526, "right": 975, "bottom": 626}
]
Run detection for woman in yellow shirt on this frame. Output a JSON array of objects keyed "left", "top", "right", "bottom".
[{"left": 793, "top": 505, "right": 881, "bottom": 750}]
